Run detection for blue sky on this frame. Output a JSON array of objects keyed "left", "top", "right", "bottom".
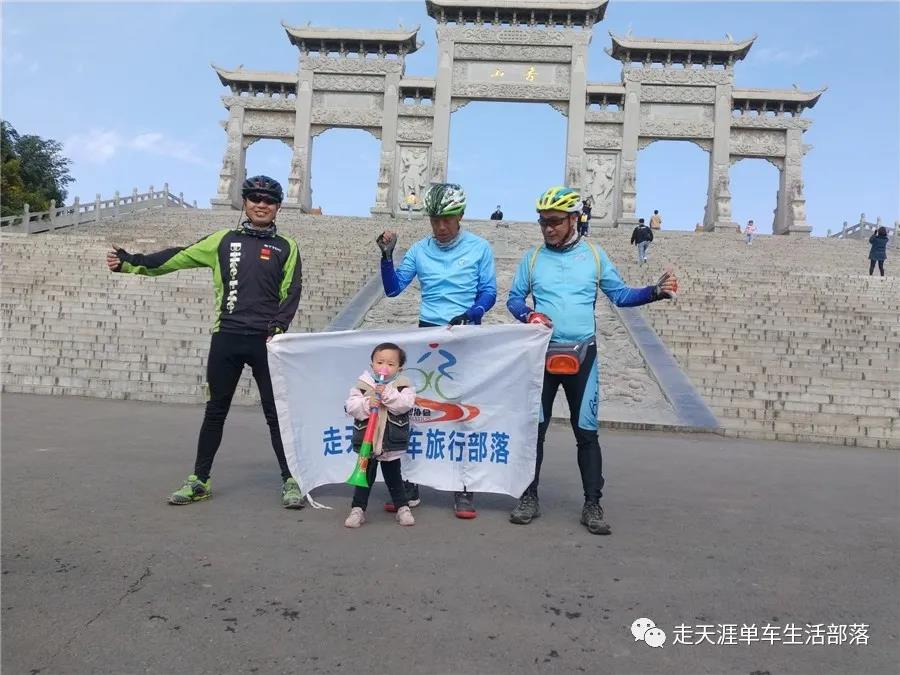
[{"left": 2, "top": 1, "right": 898, "bottom": 234}]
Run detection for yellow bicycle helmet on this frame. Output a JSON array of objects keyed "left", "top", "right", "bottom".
[{"left": 536, "top": 186, "right": 581, "bottom": 213}]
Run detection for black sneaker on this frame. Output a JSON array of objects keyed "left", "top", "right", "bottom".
[
  {"left": 580, "top": 500, "right": 611, "bottom": 535},
  {"left": 384, "top": 481, "right": 421, "bottom": 512},
  {"left": 454, "top": 490, "right": 477, "bottom": 519},
  {"left": 509, "top": 486, "right": 540, "bottom": 525}
]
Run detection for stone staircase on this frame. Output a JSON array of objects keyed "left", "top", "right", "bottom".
[
  {"left": 2, "top": 211, "right": 897, "bottom": 448},
  {"left": 588, "top": 229, "right": 899, "bottom": 448}
]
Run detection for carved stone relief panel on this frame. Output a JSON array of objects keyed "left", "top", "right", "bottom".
[
  {"left": 287, "top": 152, "right": 306, "bottom": 201},
  {"left": 438, "top": 25, "right": 590, "bottom": 46},
  {"left": 217, "top": 111, "right": 243, "bottom": 198},
  {"left": 453, "top": 61, "right": 570, "bottom": 87},
  {"left": 310, "top": 109, "right": 384, "bottom": 127},
  {"left": 585, "top": 110, "right": 624, "bottom": 124},
  {"left": 243, "top": 111, "right": 295, "bottom": 138},
  {"left": 301, "top": 57, "right": 402, "bottom": 75},
  {"left": 566, "top": 153, "right": 583, "bottom": 189},
  {"left": 397, "top": 117, "right": 434, "bottom": 143},
  {"left": 730, "top": 116, "right": 812, "bottom": 131},
  {"left": 623, "top": 67, "right": 733, "bottom": 86},
  {"left": 313, "top": 73, "right": 385, "bottom": 93},
  {"left": 453, "top": 43, "right": 572, "bottom": 63},
  {"left": 397, "top": 146, "right": 429, "bottom": 209},
  {"left": 640, "top": 85, "right": 716, "bottom": 104},
  {"left": 584, "top": 153, "right": 618, "bottom": 221},
  {"left": 452, "top": 82, "right": 570, "bottom": 101},
  {"left": 639, "top": 104, "right": 714, "bottom": 138},
  {"left": 312, "top": 91, "right": 383, "bottom": 110},
  {"left": 374, "top": 149, "right": 394, "bottom": 207},
  {"left": 398, "top": 104, "right": 436, "bottom": 117},
  {"left": 585, "top": 125, "right": 623, "bottom": 150},
  {"left": 429, "top": 150, "right": 446, "bottom": 182},
  {"left": 729, "top": 129, "right": 786, "bottom": 157},
  {"left": 223, "top": 96, "right": 297, "bottom": 112}
]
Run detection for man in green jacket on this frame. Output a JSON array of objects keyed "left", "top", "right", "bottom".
[{"left": 106, "top": 175, "right": 304, "bottom": 508}]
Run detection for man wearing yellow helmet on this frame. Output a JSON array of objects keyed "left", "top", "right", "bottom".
[{"left": 506, "top": 186, "right": 678, "bottom": 535}]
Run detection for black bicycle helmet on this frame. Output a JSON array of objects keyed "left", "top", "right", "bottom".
[{"left": 241, "top": 175, "right": 284, "bottom": 203}]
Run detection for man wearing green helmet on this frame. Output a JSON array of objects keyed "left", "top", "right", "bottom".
[
  {"left": 507, "top": 186, "right": 679, "bottom": 535},
  {"left": 376, "top": 182, "right": 497, "bottom": 519}
]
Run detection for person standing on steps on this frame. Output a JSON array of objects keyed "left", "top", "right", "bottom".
[
  {"left": 868, "top": 226, "right": 889, "bottom": 276},
  {"left": 105, "top": 175, "right": 305, "bottom": 509},
  {"left": 630, "top": 218, "right": 653, "bottom": 264},
  {"left": 745, "top": 219, "right": 756, "bottom": 246}
]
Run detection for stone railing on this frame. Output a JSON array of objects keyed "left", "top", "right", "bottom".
[
  {"left": 0, "top": 184, "right": 196, "bottom": 235},
  {"left": 828, "top": 213, "right": 899, "bottom": 247}
]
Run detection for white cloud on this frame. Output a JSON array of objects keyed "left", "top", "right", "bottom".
[
  {"left": 65, "top": 129, "right": 123, "bottom": 163},
  {"left": 65, "top": 129, "right": 213, "bottom": 167},
  {"left": 753, "top": 46, "right": 821, "bottom": 65}
]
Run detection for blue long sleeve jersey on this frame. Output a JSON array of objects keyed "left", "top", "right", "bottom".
[
  {"left": 507, "top": 240, "right": 657, "bottom": 343},
  {"left": 380, "top": 230, "right": 497, "bottom": 325}
]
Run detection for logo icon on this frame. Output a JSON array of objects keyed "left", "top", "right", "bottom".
[
  {"left": 631, "top": 618, "right": 666, "bottom": 648},
  {"left": 407, "top": 342, "right": 479, "bottom": 424}
]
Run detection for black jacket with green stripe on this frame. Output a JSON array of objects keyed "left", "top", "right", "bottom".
[{"left": 114, "top": 227, "right": 302, "bottom": 335}]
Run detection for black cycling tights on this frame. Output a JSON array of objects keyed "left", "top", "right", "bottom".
[{"left": 194, "top": 332, "right": 291, "bottom": 482}]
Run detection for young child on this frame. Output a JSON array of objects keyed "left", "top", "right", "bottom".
[{"left": 344, "top": 342, "right": 417, "bottom": 528}]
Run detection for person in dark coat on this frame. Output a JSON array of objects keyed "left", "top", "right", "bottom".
[
  {"left": 630, "top": 218, "right": 654, "bottom": 264},
  {"left": 868, "top": 226, "right": 889, "bottom": 276}
]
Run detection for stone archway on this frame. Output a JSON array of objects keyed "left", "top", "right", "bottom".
[{"left": 210, "top": 1, "right": 823, "bottom": 234}]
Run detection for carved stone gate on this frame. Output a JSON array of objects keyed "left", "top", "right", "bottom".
[{"left": 211, "top": 1, "right": 823, "bottom": 234}]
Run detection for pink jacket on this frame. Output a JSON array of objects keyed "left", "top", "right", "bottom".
[{"left": 345, "top": 370, "right": 417, "bottom": 461}]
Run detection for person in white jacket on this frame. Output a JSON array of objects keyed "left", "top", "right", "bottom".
[{"left": 343, "top": 343, "right": 418, "bottom": 528}]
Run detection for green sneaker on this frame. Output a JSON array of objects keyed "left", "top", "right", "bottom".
[
  {"left": 168, "top": 475, "right": 211, "bottom": 505},
  {"left": 282, "top": 477, "right": 305, "bottom": 509}
]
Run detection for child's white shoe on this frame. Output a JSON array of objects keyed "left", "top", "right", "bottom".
[
  {"left": 344, "top": 507, "right": 366, "bottom": 528},
  {"left": 396, "top": 505, "right": 415, "bottom": 526}
]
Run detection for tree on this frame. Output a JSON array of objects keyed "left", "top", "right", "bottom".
[{"left": 1, "top": 121, "right": 74, "bottom": 216}]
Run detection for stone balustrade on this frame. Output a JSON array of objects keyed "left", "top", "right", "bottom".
[{"left": 0, "top": 184, "right": 196, "bottom": 235}]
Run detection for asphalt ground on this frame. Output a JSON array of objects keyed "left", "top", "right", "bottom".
[{"left": 2, "top": 393, "right": 898, "bottom": 674}]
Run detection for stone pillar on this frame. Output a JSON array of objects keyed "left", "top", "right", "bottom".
[
  {"left": 372, "top": 71, "right": 400, "bottom": 216},
  {"left": 564, "top": 43, "right": 588, "bottom": 191},
  {"left": 287, "top": 67, "right": 314, "bottom": 211},
  {"left": 212, "top": 104, "right": 246, "bottom": 209},
  {"left": 708, "top": 82, "right": 738, "bottom": 231},
  {"left": 429, "top": 34, "right": 454, "bottom": 183},
  {"left": 774, "top": 128, "right": 810, "bottom": 235},
  {"left": 615, "top": 75, "right": 640, "bottom": 228}
]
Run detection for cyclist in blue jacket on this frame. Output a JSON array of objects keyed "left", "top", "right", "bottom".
[
  {"left": 507, "top": 186, "right": 678, "bottom": 535},
  {"left": 376, "top": 183, "right": 497, "bottom": 519}
]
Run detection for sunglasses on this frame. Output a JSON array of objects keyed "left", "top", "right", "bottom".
[
  {"left": 538, "top": 215, "right": 569, "bottom": 228},
  {"left": 246, "top": 194, "right": 279, "bottom": 205}
]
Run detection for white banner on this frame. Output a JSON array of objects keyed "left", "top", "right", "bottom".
[{"left": 268, "top": 324, "right": 550, "bottom": 499}]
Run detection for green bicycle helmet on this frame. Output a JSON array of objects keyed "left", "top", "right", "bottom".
[
  {"left": 536, "top": 186, "right": 581, "bottom": 213},
  {"left": 423, "top": 183, "right": 466, "bottom": 217}
]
